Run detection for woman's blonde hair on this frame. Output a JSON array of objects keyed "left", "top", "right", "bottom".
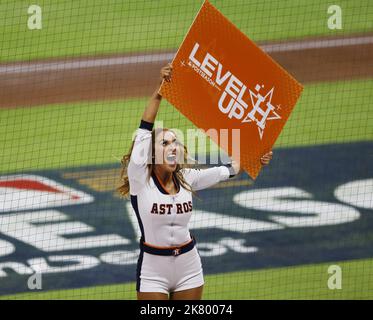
[{"left": 117, "top": 128, "right": 195, "bottom": 198}]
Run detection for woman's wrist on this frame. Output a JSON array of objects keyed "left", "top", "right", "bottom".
[
  {"left": 154, "top": 86, "right": 162, "bottom": 100},
  {"left": 154, "top": 91, "right": 162, "bottom": 100}
]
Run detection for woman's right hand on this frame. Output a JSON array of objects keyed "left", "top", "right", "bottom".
[{"left": 160, "top": 63, "right": 173, "bottom": 84}]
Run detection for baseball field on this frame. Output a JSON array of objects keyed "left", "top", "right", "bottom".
[{"left": 0, "top": 0, "right": 372, "bottom": 299}]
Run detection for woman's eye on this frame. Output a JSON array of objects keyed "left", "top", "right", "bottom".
[{"left": 162, "top": 141, "right": 167, "bottom": 146}]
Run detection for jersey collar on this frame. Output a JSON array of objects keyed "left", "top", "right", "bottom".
[{"left": 151, "top": 171, "right": 180, "bottom": 195}]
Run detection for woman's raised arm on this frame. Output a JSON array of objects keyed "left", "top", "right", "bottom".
[{"left": 141, "top": 63, "right": 172, "bottom": 124}]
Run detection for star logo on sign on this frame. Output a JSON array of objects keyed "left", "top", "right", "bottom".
[{"left": 242, "top": 84, "right": 281, "bottom": 140}]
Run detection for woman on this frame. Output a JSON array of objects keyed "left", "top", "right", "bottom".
[{"left": 118, "top": 63, "right": 273, "bottom": 300}]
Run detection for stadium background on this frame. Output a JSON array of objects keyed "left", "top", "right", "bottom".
[{"left": 0, "top": 0, "right": 372, "bottom": 299}]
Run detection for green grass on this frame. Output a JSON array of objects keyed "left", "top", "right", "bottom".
[
  {"left": 1, "top": 257, "right": 372, "bottom": 299},
  {"left": 1, "top": 79, "right": 372, "bottom": 174},
  {"left": 0, "top": 0, "right": 372, "bottom": 62}
]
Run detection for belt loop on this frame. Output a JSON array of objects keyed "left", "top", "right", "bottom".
[{"left": 190, "top": 233, "right": 196, "bottom": 244}]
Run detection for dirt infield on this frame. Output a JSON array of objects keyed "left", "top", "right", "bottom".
[{"left": 1, "top": 33, "right": 372, "bottom": 108}]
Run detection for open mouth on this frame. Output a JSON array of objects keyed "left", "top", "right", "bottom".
[{"left": 166, "top": 154, "right": 177, "bottom": 164}]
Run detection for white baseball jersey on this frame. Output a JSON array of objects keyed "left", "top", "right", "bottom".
[{"left": 128, "top": 121, "right": 232, "bottom": 247}]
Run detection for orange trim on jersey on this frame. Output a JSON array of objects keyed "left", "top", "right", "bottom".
[
  {"left": 143, "top": 238, "right": 193, "bottom": 250},
  {"left": 172, "top": 172, "right": 180, "bottom": 193},
  {"left": 153, "top": 170, "right": 179, "bottom": 195},
  {"left": 153, "top": 171, "right": 171, "bottom": 194}
]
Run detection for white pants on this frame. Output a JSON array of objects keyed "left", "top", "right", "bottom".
[{"left": 136, "top": 247, "right": 204, "bottom": 294}]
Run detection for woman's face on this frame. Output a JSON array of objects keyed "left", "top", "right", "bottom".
[{"left": 154, "top": 130, "right": 181, "bottom": 173}]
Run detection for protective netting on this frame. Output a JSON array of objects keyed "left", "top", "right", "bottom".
[{"left": 0, "top": 0, "right": 372, "bottom": 300}]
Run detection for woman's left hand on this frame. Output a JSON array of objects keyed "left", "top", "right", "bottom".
[
  {"left": 231, "top": 160, "right": 241, "bottom": 175},
  {"left": 260, "top": 151, "right": 273, "bottom": 166}
]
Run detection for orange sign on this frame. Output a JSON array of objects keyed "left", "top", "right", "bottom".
[{"left": 160, "top": 0, "right": 303, "bottom": 179}]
